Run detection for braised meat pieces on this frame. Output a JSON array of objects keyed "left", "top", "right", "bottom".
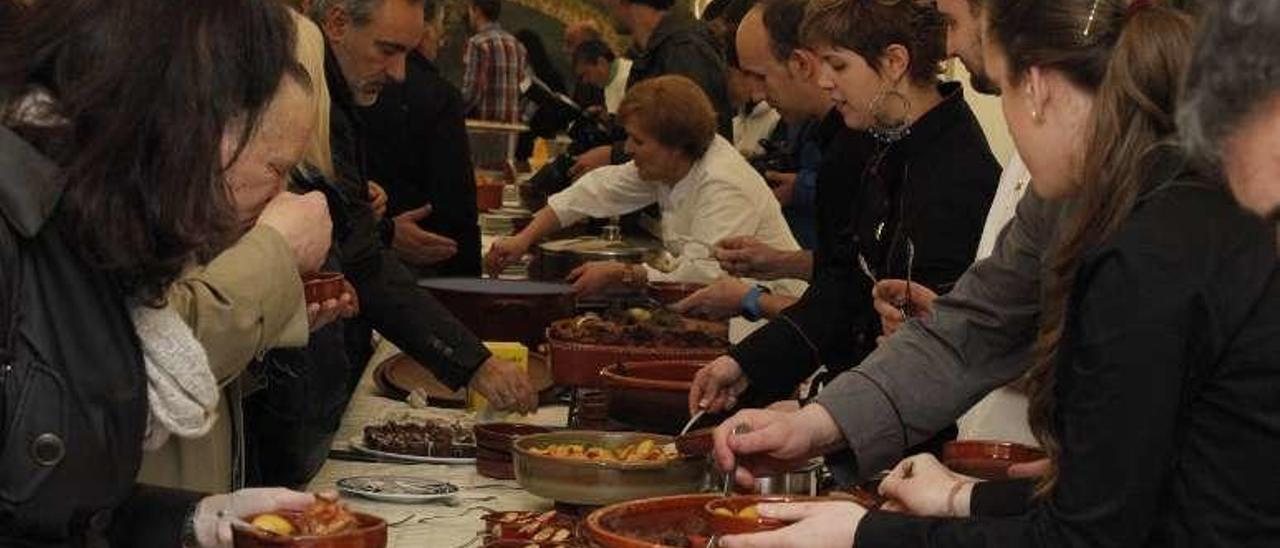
[
  {"left": 363, "top": 420, "right": 477, "bottom": 458},
  {"left": 550, "top": 308, "right": 728, "bottom": 348}
]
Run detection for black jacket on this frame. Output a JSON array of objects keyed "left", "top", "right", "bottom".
[
  {"left": 626, "top": 12, "right": 732, "bottom": 138},
  {"left": 732, "top": 84, "right": 1000, "bottom": 404},
  {"left": 360, "top": 52, "right": 481, "bottom": 278},
  {"left": 323, "top": 43, "right": 489, "bottom": 388},
  {"left": 0, "top": 126, "right": 201, "bottom": 546},
  {"left": 857, "top": 157, "right": 1280, "bottom": 547}
]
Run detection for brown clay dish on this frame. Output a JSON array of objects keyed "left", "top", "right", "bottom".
[
  {"left": 586, "top": 494, "right": 718, "bottom": 548},
  {"left": 475, "top": 423, "right": 555, "bottom": 453},
  {"left": 476, "top": 457, "right": 516, "bottom": 480},
  {"left": 942, "top": 440, "right": 1045, "bottom": 481},
  {"left": 704, "top": 496, "right": 826, "bottom": 536},
  {"left": 416, "top": 278, "right": 575, "bottom": 349},
  {"left": 600, "top": 361, "right": 706, "bottom": 435},
  {"left": 302, "top": 272, "right": 346, "bottom": 305},
  {"left": 232, "top": 512, "right": 387, "bottom": 548},
  {"left": 547, "top": 317, "right": 725, "bottom": 388},
  {"left": 476, "top": 181, "right": 504, "bottom": 211}
]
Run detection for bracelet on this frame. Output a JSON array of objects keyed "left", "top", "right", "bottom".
[{"left": 946, "top": 480, "right": 966, "bottom": 518}]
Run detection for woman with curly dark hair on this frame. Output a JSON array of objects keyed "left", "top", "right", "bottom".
[{"left": 0, "top": 0, "right": 331, "bottom": 545}]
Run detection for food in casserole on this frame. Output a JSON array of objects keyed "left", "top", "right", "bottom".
[
  {"left": 526, "top": 438, "right": 678, "bottom": 463},
  {"left": 549, "top": 308, "right": 728, "bottom": 348},
  {"left": 483, "top": 510, "right": 583, "bottom": 547},
  {"left": 599, "top": 512, "right": 713, "bottom": 547},
  {"left": 712, "top": 504, "right": 759, "bottom": 519},
  {"left": 363, "top": 418, "right": 477, "bottom": 458},
  {"left": 250, "top": 492, "right": 358, "bottom": 537}
]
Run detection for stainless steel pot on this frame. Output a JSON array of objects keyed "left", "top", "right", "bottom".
[
  {"left": 753, "top": 460, "right": 823, "bottom": 496},
  {"left": 530, "top": 223, "right": 662, "bottom": 281}
]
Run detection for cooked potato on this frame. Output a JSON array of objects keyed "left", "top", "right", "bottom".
[{"left": 251, "top": 514, "right": 296, "bottom": 536}]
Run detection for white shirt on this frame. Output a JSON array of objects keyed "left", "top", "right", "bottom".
[
  {"left": 604, "top": 58, "right": 632, "bottom": 114},
  {"left": 958, "top": 151, "right": 1036, "bottom": 446},
  {"left": 733, "top": 101, "right": 782, "bottom": 159},
  {"left": 975, "top": 153, "right": 1031, "bottom": 260},
  {"left": 547, "top": 135, "right": 803, "bottom": 288}
]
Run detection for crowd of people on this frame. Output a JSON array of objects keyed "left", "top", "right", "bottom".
[{"left": 1, "top": 0, "right": 1278, "bottom": 546}]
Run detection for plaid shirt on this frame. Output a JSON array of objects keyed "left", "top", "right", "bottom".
[{"left": 461, "top": 22, "right": 527, "bottom": 123}]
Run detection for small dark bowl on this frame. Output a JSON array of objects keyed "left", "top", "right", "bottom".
[
  {"left": 942, "top": 440, "right": 1046, "bottom": 481},
  {"left": 232, "top": 511, "right": 386, "bottom": 548},
  {"left": 476, "top": 446, "right": 514, "bottom": 463},
  {"left": 704, "top": 496, "right": 825, "bottom": 536},
  {"left": 476, "top": 457, "right": 516, "bottom": 480},
  {"left": 474, "top": 423, "right": 553, "bottom": 453},
  {"left": 302, "top": 272, "right": 346, "bottom": 305},
  {"left": 476, "top": 183, "right": 504, "bottom": 212}
]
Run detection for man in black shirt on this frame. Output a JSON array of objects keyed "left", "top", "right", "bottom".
[
  {"left": 674, "top": 0, "right": 867, "bottom": 324},
  {"left": 360, "top": 0, "right": 481, "bottom": 277},
  {"left": 308, "top": 0, "right": 536, "bottom": 408}
]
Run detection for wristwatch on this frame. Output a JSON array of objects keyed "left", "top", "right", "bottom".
[{"left": 740, "top": 284, "right": 772, "bottom": 322}]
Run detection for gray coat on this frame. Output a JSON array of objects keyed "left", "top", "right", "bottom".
[{"left": 816, "top": 188, "right": 1067, "bottom": 478}]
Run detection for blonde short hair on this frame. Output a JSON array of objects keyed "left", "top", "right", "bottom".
[{"left": 617, "top": 75, "right": 717, "bottom": 159}]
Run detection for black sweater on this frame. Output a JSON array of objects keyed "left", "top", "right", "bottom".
[
  {"left": 858, "top": 163, "right": 1280, "bottom": 547},
  {"left": 731, "top": 84, "right": 1000, "bottom": 404},
  {"left": 360, "top": 52, "right": 481, "bottom": 278},
  {"left": 323, "top": 44, "right": 489, "bottom": 388}
]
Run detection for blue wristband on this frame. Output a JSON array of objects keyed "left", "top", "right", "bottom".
[{"left": 741, "top": 284, "right": 770, "bottom": 322}]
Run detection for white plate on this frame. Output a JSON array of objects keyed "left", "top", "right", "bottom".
[
  {"left": 337, "top": 475, "right": 460, "bottom": 503},
  {"left": 348, "top": 437, "right": 477, "bottom": 465}
]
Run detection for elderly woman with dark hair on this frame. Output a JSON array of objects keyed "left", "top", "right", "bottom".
[
  {"left": 0, "top": 0, "right": 329, "bottom": 545},
  {"left": 486, "top": 75, "right": 803, "bottom": 297},
  {"left": 1179, "top": 0, "right": 1280, "bottom": 218}
]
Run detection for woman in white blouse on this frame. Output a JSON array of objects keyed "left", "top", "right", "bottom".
[{"left": 485, "top": 75, "right": 801, "bottom": 296}]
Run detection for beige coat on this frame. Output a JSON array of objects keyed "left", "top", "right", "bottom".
[{"left": 138, "top": 225, "right": 309, "bottom": 493}]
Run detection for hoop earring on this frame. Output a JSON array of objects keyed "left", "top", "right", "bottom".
[{"left": 869, "top": 88, "right": 911, "bottom": 143}]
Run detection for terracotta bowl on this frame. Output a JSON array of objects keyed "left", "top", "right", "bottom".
[
  {"left": 703, "top": 496, "right": 826, "bottom": 536},
  {"left": 942, "top": 440, "right": 1046, "bottom": 481},
  {"left": 232, "top": 512, "right": 386, "bottom": 548},
  {"left": 476, "top": 457, "right": 516, "bottom": 480},
  {"left": 546, "top": 327, "right": 726, "bottom": 388},
  {"left": 476, "top": 183, "right": 505, "bottom": 212},
  {"left": 586, "top": 494, "right": 718, "bottom": 548},
  {"left": 475, "top": 423, "right": 554, "bottom": 453},
  {"left": 600, "top": 361, "right": 708, "bottom": 435},
  {"left": 302, "top": 272, "right": 346, "bottom": 305}
]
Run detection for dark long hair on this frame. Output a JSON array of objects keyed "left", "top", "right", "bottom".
[
  {"left": 0, "top": 0, "right": 298, "bottom": 303},
  {"left": 986, "top": 0, "right": 1194, "bottom": 495}
]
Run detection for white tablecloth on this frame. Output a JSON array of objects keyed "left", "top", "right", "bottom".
[{"left": 307, "top": 339, "right": 569, "bottom": 548}]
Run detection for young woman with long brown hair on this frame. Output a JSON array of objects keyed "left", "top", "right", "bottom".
[{"left": 711, "top": 1, "right": 1280, "bottom": 547}]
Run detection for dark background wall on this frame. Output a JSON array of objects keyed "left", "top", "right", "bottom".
[{"left": 434, "top": 0, "right": 693, "bottom": 87}]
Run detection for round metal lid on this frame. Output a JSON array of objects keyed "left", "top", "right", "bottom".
[{"left": 537, "top": 236, "right": 660, "bottom": 260}]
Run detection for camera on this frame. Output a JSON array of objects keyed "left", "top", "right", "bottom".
[
  {"left": 748, "top": 137, "right": 799, "bottom": 186},
  {"left": 526, "top": 99, "right": 625, "bottom": 200}
]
